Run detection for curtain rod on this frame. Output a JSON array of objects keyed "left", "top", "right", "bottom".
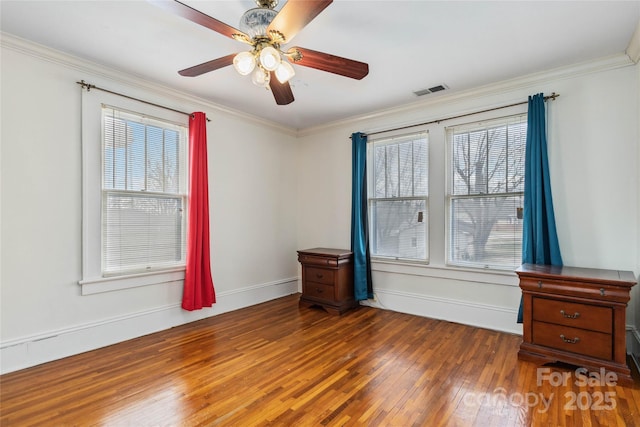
[
  {"left": 351, "top": 92, "right": 559, "bottom": 139},
  {"left": 76, "top": 80, "right": 211, "bottom": 122}
]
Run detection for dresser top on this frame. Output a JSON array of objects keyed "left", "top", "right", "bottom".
[
  {"left": 516, "top": 263, "right": 637, "bottom": 286},
  {"left": 297, "top": 248, "right": 352, "bottom": 258}
]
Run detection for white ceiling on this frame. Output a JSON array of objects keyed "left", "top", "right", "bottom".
[{"left": 1, "top": 1, "right": 639, "bottom": 129}]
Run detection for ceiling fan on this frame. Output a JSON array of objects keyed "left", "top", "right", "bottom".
[{"left": 149, "top": 0, "right": 369, "bottom": 105}]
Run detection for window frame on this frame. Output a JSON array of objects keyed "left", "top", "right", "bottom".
[
  {"left": 367, "top": 131, "right": 430, "bottom": 264},
  {"left": 79, "top": 90, "right": 189, "bottom": 295},
  {"left": 445, "top": 113, "right": 527, "bottom": 271},
  {"left": 101, "top": 106, "right": 188, "bottom": 277}
]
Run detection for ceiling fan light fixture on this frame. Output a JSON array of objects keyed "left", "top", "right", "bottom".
[
  {"left": 259, "top": 46, "right": 281, "bottom": 71},
  {"left": 252, "top": 67, "right": 270, "bottom": 87},
  {"left": 275, "top": 60, "right": 295, "bottom": 83},
  {"left": 233, "top": 51, "right": 256, "bottom": 76}
]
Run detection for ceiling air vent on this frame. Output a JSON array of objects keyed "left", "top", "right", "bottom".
[{"left": 414, "top": 84, "right": 449, "bottom": 97}]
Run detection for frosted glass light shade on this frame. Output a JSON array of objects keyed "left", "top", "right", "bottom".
[
  {"left": 239, "top": 8, "right": 277, "bottom": 39},
  {"left": 275, "top": 61, "right": 295, "bottom": 83},
  {"left": 233, "top": 51, "right": 256, "bottom": 75},
  {"left": 252, "top": 67, "right": 270, "bottom": 87},
  {"left": 259, "top": 46, "right": 281, "bottom": 71}
]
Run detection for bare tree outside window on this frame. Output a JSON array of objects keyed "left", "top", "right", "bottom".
[{"left": 448, "top": 115, "right": 526, "bottom": 269}]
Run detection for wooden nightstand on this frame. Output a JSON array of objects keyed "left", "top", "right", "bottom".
[
  {"left": 297, "top": 248, "right": 356, "bottom": 315},
  {"left": 516, "top": 263, "right": 636, "bottom": 385}
]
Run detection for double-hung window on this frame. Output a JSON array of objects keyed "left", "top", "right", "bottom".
[
  {"left": 102, "top": 106, "right": 188, "bottom": 276},
  {"left": 367, "top": 132, "right": 429, "bottom": 262},
  {"left": 446, "top": 114, "right": 526, "bottom": 270}
]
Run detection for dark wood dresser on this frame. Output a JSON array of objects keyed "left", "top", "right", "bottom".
[
  {"left": 297, "top": 248, "right": 356, "bottom": 315},
  {"left": 516, "top": 263, "right": 636, "bottom": 384}
]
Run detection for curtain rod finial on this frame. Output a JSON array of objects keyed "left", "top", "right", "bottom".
[{"left": 77, "top": 80, "right": 96, "bottom": 92}]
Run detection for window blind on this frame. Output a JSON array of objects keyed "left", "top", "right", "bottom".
[
  {"left": 368, "top": 133, "right": 429, "bottom": 262},
  {"left": 447, "top": 114, "right": 526, "bottom": 269},
  {"left": 102, "top": 107, "right": 187, "bottom": 275}
]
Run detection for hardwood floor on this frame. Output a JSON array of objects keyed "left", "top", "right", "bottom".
[{"left": 1, "top": 293, "right": 639, "bottom": 426}]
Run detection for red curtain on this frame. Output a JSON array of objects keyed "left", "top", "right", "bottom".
[{"left": 182, "top": 112, "right": 215, "bottom": 311}]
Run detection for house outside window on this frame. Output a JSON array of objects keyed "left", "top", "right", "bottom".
[
  {"left": 101, "top": 106, "right": 188, "bottom": 276},
  {"left": 446, "top": 114, "right": 526, "bottom": 270},
  {"left": 367, "top": 132, "right": 429, "bottom": 262}
]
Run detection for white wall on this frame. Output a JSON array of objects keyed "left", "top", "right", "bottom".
[
  {"left": 0, "top": 36, "right": 299, "bottom": 373},
  {"left": 297, "top": 56, "right": 639, "bottom": 335}
]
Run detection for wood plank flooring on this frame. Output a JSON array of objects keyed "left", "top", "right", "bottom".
[{"left": 1, "top": 293, "right": 639, "bottom": 426}]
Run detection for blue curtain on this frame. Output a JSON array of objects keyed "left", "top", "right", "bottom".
[
  {"left": 517, "top": 93, "right": 563, "bottom": 322},
  {"left": 351, "top": 132, "right": 373, "bottom": 301}
]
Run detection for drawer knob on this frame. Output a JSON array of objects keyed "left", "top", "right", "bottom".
[
  {"left": 600, "top": 288, "right": 605, "bottom": 296},
  {"left": 560, "top": 310, "right": 580, "bottom": 319},
  {"left": 537, "top": 280, "right": 542, "bottom": 288},
  {"left": 560, "top": 334, "right": 580, "bottom": 344},
  {"left": 316, "top": 288, "right": 323, "bottom": 293},
  {"left": 316, "top": 273, "right": 324, "bottom": 279}
]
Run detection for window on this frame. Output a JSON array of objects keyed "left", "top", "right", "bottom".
[
  {"left": 102, "top": 106, "right": 188, "bottom": 276},
  {"left": 446, "top": 114, "right": 526, "bottom": 270},
  {"left": 367, "top": 132, "right": 429, "bottom": 262}
]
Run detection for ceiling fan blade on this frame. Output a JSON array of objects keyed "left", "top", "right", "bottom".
[
  {"left": 178, "top": 54, "right": 236, "bottom": 77},
  {"left": 290, "top": 47, "right": 369, "bottom": 80},
  {"left": 267, "top": 0, "right": 332, "bottom": 44},
  {"left": 148, "top": 0, "right": 252, "bottom": 44},
  {"left": 269, "top": 74, "right": 295, "bottom": 105}
]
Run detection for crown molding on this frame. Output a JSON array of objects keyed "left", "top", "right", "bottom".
[
  {"left": 626, "top": 20, "right": 640, "bottom": 64},
  {"left": 298, "top": 53, "right": 634, "bottom": 137},
  {"left": 0, "top": 32, "right": 298, "bottom": 136},
  {"left": 3, "top": 31, "right": 635, "bottom": 139}
]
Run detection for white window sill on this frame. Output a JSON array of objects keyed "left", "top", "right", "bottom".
[
  {"left": 371, "top": 259, "right": 518, "bottom": 287},
  {"left": 79, "top": 268, "right": 185, "bottom": 295}
]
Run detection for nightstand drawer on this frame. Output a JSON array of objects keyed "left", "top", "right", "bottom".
[
  {"left": 305, "top": 267, "right": 335, "bottom": 285},
  {"left": 532, "top": 321, "right": 612, "bottom": 360},
  {"left": 298, "top": 254, "right": 340, "bottom": 267},
  {"left": 532, "top": 298, "right": 612, "bottom": 333},
  {"left": 303, "top": 282, "right": 334, "bottom": 302}
]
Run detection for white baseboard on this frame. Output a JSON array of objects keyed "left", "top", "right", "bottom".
[
  {"left": 0, "top": 277, "right": 298, "bottom": 374},
  {"left": 360, "top": 288, "right": 522, "bottom": 335}
]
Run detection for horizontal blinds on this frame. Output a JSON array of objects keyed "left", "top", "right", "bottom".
[
  {"left": 447, "top": 114, "right": 526, "bottom": 269},
  {"left": 102, "top": 107, "right": 187, "bottom": 275},
  {"left": 368, "top": 133, "right": 429, "bottom": 261}
]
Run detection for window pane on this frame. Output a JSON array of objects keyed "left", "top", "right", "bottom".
[
  {"left": 413, "top": 139, "right": 428, "bottom": 196},
  {"left": 487, "top": 126, "right": 507, "bottom": 193},
  {"left": 369, "top": 133, "right": 429, "bottom": 262},
  {"left": 507, "top": 122, "right": 526, "bottom": 192},
  {"left": 102, "top": 107, "right": 187, "bottom": 276},
  {"left": 103, "top": 115, "right": 129, "bottom": 190},
  {"left": 127, "top": 122, "right": 145, "bottom": 191},
  {"left": 449, "top": 195, "right": 523, "bottom": 269},
  {"left": 146, "top": 125, "right": 164, "bottom": 192},
  {"left": 370, "top": 199, "right": 427, "bottom": 260},
  {"left": 447, "top": 114, "right": 526, "bottom": 270},
  {"left": 385, "top": 144, "right": 399, "bottom": 198},
  {"left": 164, "top": 130, "right": 180, "bottom": 194},
  {"left": 468, "top": 129, "right": 487, "bottom": 195},
  {"left": 374, "top": 145, "right": 386, "bottom": 198},
  {"left": 452, "top": 133, "right": 470, "bottom": 195},
  {"left": 398, "top": 142, "right": 413, "bottom": 197},
  {"left": 103, "top": 192, "right": 184, "bottom": 273}
]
